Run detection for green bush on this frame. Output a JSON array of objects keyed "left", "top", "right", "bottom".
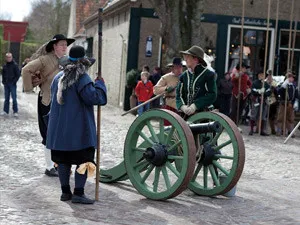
[
  {"left": 126, "top": 69, "right": 139, "bottom": 88},
  {"left": 0, "top": 25, "right": 3, "bottom": 39},
  {"left": 0, "top": 40, "right": 9, "bottom": 67},
  {"left": 20, "top": 42, "right": 40, "bottom": 65}
]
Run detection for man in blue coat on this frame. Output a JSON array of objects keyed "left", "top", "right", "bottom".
[
  {"left": 1, "top": 53, "right": 20, "bottom": 117},
  {"left": 46, "top": 46, "right": 107, "bottom": 204}
]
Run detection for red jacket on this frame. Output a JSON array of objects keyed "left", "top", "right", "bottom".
[
  {"left": 231, "top": 72, "right": 252, "bottom": 99},
  {"left": 135, "top": 80, "right": 153, "bottom": 102}
]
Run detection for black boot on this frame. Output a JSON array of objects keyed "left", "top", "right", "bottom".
[
  {"left": 72, "top": 188, "right": 94, "bottom": 204},
  {"left": 60, "top": 185, "right": 72, "bottom": 201}
]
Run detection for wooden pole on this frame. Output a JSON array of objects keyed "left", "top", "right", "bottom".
[
  {"left": 272, "top": 0, "right": 280, "bottom": 75},
  {"left": 290, "top": 12, "right": 298, "bottom": 71},
  {"left": 121, "top": 92, "right": 165, "bottom": 116},
  {"left": 95, "top": 8, "right": 103, "bottom": 201},
  {"left": 258, "top": 0, "right": 271, "bottom": 134},
  {"left": 266, "top": 0, "right": 279, "bottom": 134},
  {"left": 283, "top": 0, "right": 295, "bottom": 137},
  {"left": 284, "top": 121, "right": 300, "bottom": 144},
  {"left": 236, "top": 0, "right": 245, "bottom": 125}
]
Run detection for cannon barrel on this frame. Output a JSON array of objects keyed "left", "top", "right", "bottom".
[{"left": 189, "top": 121, "right": 222, "bottom": 134}]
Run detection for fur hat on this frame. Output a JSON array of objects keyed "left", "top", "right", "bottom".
[{"left": 45, "top": 34, "right": 75, "bottom": 52}]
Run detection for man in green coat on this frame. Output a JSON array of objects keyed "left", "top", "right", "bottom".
[{"left": 176, "top": 45, "right": 217, "bottom": 116}]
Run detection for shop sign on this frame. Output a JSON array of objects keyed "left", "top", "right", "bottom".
[{"left": 232, "top": 17, "right": 273, "bottom": 27}]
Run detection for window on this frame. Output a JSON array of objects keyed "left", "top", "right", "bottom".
[
  {"left": 227, "top": 26, "right": 272, "bottom": 75},
  {"left": 280, "top": 30, "right": 300, "bottom": 50}
]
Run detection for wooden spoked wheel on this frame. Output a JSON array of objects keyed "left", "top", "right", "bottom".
[
  {"left": 186, "top": 112, "right": 245, "bottom": 196},
  {"left": 124, "top": 109, "right": 196, "bottom": 200}
]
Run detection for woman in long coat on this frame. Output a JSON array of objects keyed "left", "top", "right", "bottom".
[{"left": 46, "top": 46, "right": 107, "bottom": 204}]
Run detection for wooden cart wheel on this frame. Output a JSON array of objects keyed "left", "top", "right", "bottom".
[
  {"left": 124, "top": 109, "right": 196, "bottom": 200},
  {"left": 185, "top": 112, "right": 245, "bottom": 196}
]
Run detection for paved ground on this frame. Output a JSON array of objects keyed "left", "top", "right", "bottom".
[{"left": 0, "top": 81, "right": 299, "bottom": 225}]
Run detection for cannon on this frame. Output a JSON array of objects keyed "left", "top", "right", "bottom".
[{"left": 100, "top": 109, "right": 245, "bottom": 200}]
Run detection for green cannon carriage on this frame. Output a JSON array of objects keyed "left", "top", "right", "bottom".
[{"left": 100, "top": 109, "right": 245, "bottom": 200}]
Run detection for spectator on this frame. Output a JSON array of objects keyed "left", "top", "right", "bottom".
[
  {"left": 0, "top": 53, "right": 20, "bottom": 117},
  {"left": 249, "top": 71, "right": 271, "bottom": 136},
  {"left": 230, "top": 63, "right": 252, "bottom": 125},
  {"left": 135, "top": 71, "right": 153, "bottom": 116},
  {"left": 218, "top": 72, "right": 233, "bottom": 117},
  {"left": 276, "top": 72, "right": 299, "bottom": 137},
  {"left": 150, "top": 66, "right": 162, "bottom": 108}
]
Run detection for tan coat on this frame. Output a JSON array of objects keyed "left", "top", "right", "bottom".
[
  {"left": 22, "top": 52, "right": 60, "bottom": 106},
  {"left": 153, "top": 72, "right": 179, "bottom": 109}
]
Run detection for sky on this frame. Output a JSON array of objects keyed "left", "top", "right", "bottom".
[{"left": 0, "top": 0, "right": 32, "bottom": 21}]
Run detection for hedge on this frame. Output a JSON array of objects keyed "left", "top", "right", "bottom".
[{"left": 19, "top": 42, "right": 40, "bottom": 65}]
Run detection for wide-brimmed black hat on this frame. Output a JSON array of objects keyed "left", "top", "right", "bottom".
[
  {"left": 172, "top": 57, "right": 182, "bottom": 66},
  {"left": 46, "top": 34, "right": 75, "bottom": 52},
  {"left": 180, "top": 45, "right": 207, "bottom": 66}
]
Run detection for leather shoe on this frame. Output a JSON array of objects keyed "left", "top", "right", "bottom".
[
  {"left": 45, "top": 168, "right": 58, "bottom": 177},
  {"left": 71, "top": 194, "right": 95, "bottom": 204},
  {"left": 60, "top": 193, "right": 72, "bottom": 201}
]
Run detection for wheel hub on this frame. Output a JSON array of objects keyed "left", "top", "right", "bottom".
[
  {"left": 143, "top": 143, "right": 168, "bottom": 166},
  {"left": 200, "top": 143, "right": 216, "bottom": 166}
]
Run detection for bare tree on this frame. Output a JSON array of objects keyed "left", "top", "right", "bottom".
[
  {"left": 147, "top": 0, "right": 204, "bottom": 63},
  {"left": 24, "top": 0, "right": 71, "bottom": 42}
]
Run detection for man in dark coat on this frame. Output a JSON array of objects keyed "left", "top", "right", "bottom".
[
  {"left": 1, "top": 53, "right": 20, "bottom": 117},
  {"left": 176, "top": 45, "right": 217, "bottom": 116},
  {"left": 218, "top": 72, "right": 233, "bottom": 117},
  {"left": 276, "top": 72, "right": 299, "bottom": 136},
  {"left": 249, "top": 71, "right": 271, "bottom": 136}
]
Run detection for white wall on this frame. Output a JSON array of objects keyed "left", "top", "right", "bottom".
[
  {"left": 102, "top": 10, "right": 130, "bottom": 107},
  {"left": 85, "top": 24, "right": 99, "bottom": 78}
]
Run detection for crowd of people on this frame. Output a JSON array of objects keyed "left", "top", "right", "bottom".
[{"left": 134, "top": 51, "right": 299, "bottom": 138}]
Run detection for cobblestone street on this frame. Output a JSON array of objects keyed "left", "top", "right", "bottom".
[{"left": 0, "top": 82, "right": 300, "bottom": 225}]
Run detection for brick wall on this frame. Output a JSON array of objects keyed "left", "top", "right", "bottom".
[
  {"left": 204, "top": 0, "right": 295, "bottom": 21},
  {"left": 75, "top": 0, "right": 106, "bottom": 35},
  {"left": 138, "top": 17, "right": 161, "bottom": 72}
]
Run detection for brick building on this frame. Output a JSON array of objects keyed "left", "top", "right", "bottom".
[
  {"left": 100, "top": 0, "right": 300, "bottom": 109},
  {"left": 67, "top": 0, "right": 107, "bottom": 77},
  {"left": 70, "top": 0, "right": 299, "bottom": 109}
]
